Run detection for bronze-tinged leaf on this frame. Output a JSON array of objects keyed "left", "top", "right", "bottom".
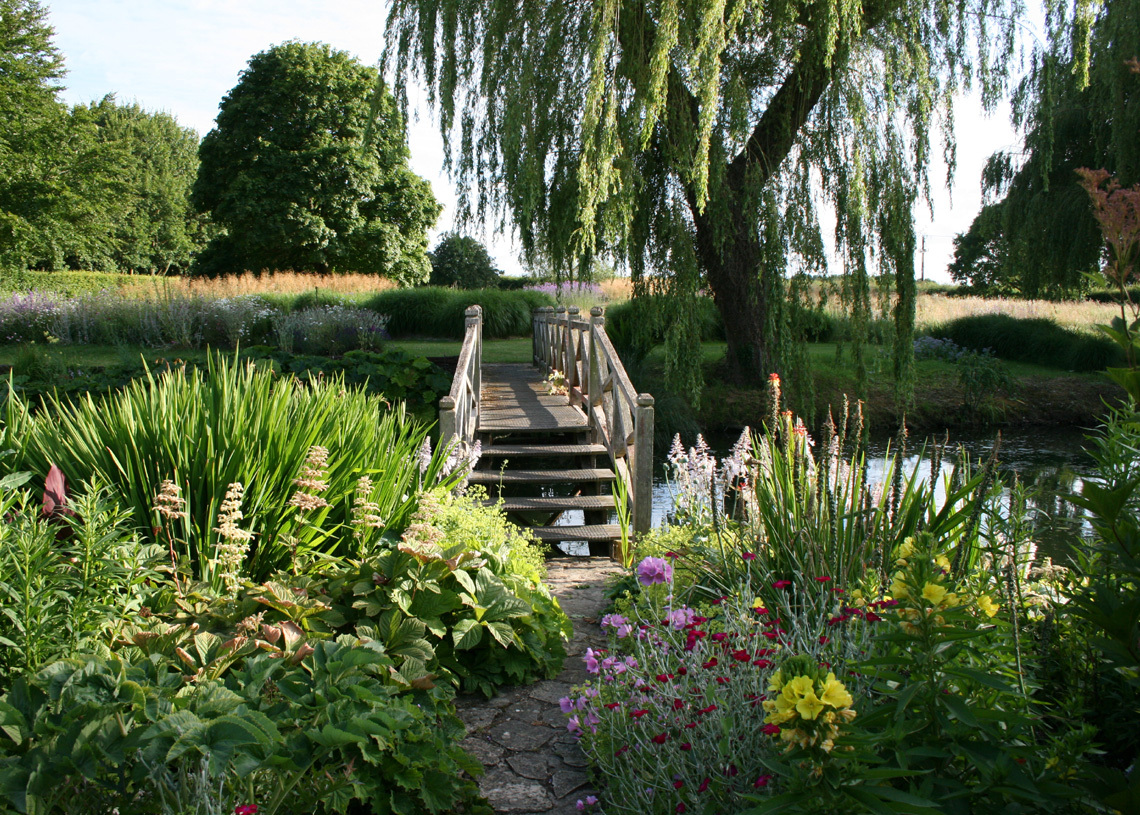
[
  {"left": 42, "top": 463, "right": 66, "bottom": 516},
  {"left": 409, "top": 674, "right": 437, "bottom": 690}
]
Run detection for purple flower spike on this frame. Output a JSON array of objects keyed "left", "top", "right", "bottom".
[{"left": 637, "top": 556, "right": 673, "bottom": 586}]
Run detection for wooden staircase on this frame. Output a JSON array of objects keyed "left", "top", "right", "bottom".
[{"left": 439, "top": 306, "right": 654, "bottom": 559}]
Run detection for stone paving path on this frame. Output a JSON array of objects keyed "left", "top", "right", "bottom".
[{"left": 455, "top": 558, "right": 622, "bottom": 814}]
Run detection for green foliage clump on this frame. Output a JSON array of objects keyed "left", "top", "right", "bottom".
[
  {"left": 428, "top": 233, "right": 502, "bottom": 288},
  {"left": 192, "top": 41, "right": 439, "bottom": 282},
  {"left": 0, "top": 643, "right": 486, "bottom": 815},
  {"left": 928, "top": 314, "right": 1122, "bottom": 372},
  {"left": 0, "top": 479, "right": 165, "bottom": 681},
  {"left": 367, "top": 286, "right": 554, "bottom": 338},
  {"left": 326, "top": 488, "right": 570, "bottom": 696},
  {"left": 1, "top": 353, "right": 460, "bottom": 581},
  {"left": 0, "top": 270, "right": 141, "bottom": 297}
]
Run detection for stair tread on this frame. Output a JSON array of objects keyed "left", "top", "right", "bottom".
[
  {"left": 479, "top": 443, "right": 608, "bottom": 457},
  {"left": 469, "top": 468, "right": 616, "bottom": 483},
  {"left": 487, "top": 495, "right": 617, "bottom": 511},
  {"left": 530, "top": 524, "right": 622, "bottom": 542}
]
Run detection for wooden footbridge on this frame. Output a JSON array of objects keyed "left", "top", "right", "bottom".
[{"left": 439, "top": 305, "right": 654, "bottom": 559}]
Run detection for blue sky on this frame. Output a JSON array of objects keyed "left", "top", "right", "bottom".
[{"left": 45, "top": 0, "right": 1026, "bottom": 282}]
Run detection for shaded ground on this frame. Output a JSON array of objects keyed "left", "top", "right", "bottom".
[{"left": 454, "top": 558, "right": 621, "bottom": 814}]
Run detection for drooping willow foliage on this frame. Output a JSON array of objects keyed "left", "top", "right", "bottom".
[
  {"left": 383, "top": 0, "right": 1044, "bottom": 407},
  {"left": 953, "top": 0, "right": 1137, "bottom": 297}
]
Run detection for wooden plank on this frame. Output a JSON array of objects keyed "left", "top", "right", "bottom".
[
  {"left": 480, "top": 443, "right": 608, "bottom": 457},
  {"left": 483, "top": 495, "right": 616, "bottom": 511},
  {"left": 468, "top": 468, "right": 615, "bottom": 484},
  {"left": 531, "top": 525, "right": 621, "bottom": 542}
]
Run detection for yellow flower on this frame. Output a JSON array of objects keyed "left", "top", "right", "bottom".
[
  {"left": 795, "top": 689, "right": 826, "bottom": 721},
  {"left": 898, "top": 538, "right": 916, "bottom": 559},
  {"left": 922, "top": 582, "right": 947, "bottom": 606},
  {"left": 935, "top": 554, "right": 951, "bottom": 571},
  {"left": 978, "top": 595, "right": 1000, "bottom": 617},
  {"left": 850, "top": 588, "right": 866, "bottom": 608},
  {"left": 783, "top": 675, "right": 815, "bottom": 701},
  {"left": 818, "top": 673, "right": 854, "bottom": 709},
  {"left": 944, "top": 593, "right": 959, "bottom": 607},
  {"left": 767, "top": 669, "right": 785, "bottom": 694},
  {"left": 890, "top": 579, "right": 909, "bottom": 599}
]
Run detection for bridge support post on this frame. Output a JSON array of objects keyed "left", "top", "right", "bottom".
[{"left": 633, "top": 393, "right": 655, "bottom": 537}]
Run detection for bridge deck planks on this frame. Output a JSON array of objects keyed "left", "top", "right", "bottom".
[{"left": 478, "top": 364, "right": 589, "bottom": 433}]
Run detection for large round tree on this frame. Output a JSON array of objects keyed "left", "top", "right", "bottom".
[
  {"left": 193, "top": 41, "right": 440, "bottom": 282},
  {"left": 383, "top": 1, "right": 1080, "bottom": 402}
]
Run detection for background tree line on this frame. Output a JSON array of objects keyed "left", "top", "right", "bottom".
[{"left": 0, "top": 1, "right": 445, "bottom": 283}]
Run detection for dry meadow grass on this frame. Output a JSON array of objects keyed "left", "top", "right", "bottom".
[
  {"left": 914, "top": 293, "right": 1119, "bottom": 332},
  {"left": 164, "top": 272, "right": 397, "bottom": 297}
]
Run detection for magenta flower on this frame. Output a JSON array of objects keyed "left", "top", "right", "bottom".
[
  {"left": 584, "top": 648, "right": 600, "bottom": 673},
  {"left": 636, "top": 556, "right": 672, "bottom": 586}
]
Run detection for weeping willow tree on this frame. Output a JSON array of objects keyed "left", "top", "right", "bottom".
[
  {"left": 953, "top": 0, "right": 1139, "bottom": 297},
  {"left": 384, "top": 0, "right": 1035, "bottom": 405}
]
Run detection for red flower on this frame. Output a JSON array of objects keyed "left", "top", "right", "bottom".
[
  {"left": 711, "top": 632, "right": 728, "bottom": 643},
  {"left": 604, "top": 702, "right": 621, "bottom": 710},
  {"left": 762, "top": 631, "right": 778, "bottom": 640},
  {"left": 815, "top": 576, "right": 832, "bottom": 583},
  {"left": 680, "top": 742, "right": 692, "bottom": 751},
  {"left": 732, "top": 649, "right": 750, "bottom": 662},
  {"left": 665, "top": 551, "right": 680, "bottom": 559},
  {"left": 865, "top": 611, "right": 884, "bottom": 623},
  {"left": 755, "top": 648, "right": 777, "bottom": 656},
  {"left": 752, "top": 658, "right": 773, "bottom": 669},
  {"left": 674, "top": 779, "right": 685, "bottom": 789},
  {"left": 235, "top": 807, "right": 259, "bottom": 815},
  {"left": 652, "top": 733, "right": 669, "bottom": 744},
  {"left": 768, "top": 373, "right": 780, "bottom": 383},
  {"left": 630, "top": 709, "right": 649, "bottom": 718},
  {"left": 725, "top": 764, "right": 739, "bottom": 777},
  {"left": 715, "top": 676, "right": 730, "bottom": 685},
  {"left": 676, "top": 804, "right": 687, "bottom": 814},
  {"left": 754, "top": 774, "right": 773, "bottom": 788},
  {"left": 819, "top": 635, "right": 830, "bottom": 644},
  {"left": 656, "top": 673, "right": 671, "bottom": 683},
  {"left": 677, "top": 666, "right": 688, "bottom": 676},
  {"left": 753, "top": 606, "right": 768, "bottom": 615},
  {"left": 761, "top": 724, "right": 780, "bottom": 735},
  {"left": 702, "top": 658, "right": 719, "bottom": 669},
  {"left": 684, "top": 722, "right": 697, "bottom": 729},
  {"left": 673, "top": 699, "right": 685, "bottom": 710},
  {"left": 698, "top": 778, "right": 710, "bottom": 792},
  {"left": 742, "top": 552, "right": 756, "bottom": 561},
  {"left": 772, "top": 580, "right": 792, "bottom": 589},
  {"left": 615, "top": 745, "right": 630, "bottom": 757},
  {"left": 697, "top": 704, "right": 718, "bottom": 715}
]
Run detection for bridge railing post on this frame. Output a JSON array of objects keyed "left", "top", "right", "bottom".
[
  {"left": 555, "top": 305, "right": 568, "bottom": 376},
  {"left": 465, "top": 305, "right": 482, "bottom": 438},
  {"left": 567, "top": 305, "right": 580, "bottom": 391},
  {"left": 633, "top": 393, "right": 655, "bottom": 536}
]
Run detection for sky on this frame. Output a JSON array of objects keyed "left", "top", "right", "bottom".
[{"left": 45, "top": 0, "right": 1028, "bottom": 282}]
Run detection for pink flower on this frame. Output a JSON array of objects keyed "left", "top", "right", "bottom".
[
  {"left": 754, "top": 774, "right": 773, "bottom": 788},
  {"left": 235, "top": 807, "right": 259, "bottom": 815},
  {"left": 742, "top": 552, "right": 756, "bottom": 560},
  {"left": 772, "top": 580, "right": 792, "bottom": 589},
  {"left": 584, "top": 648, "right": 600, "bottom": 673},
  {"left": 637, "top": 556, "right": 673, "bottom": 586}
]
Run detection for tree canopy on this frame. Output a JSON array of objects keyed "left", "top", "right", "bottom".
[
  {"left": 429, "top": 232, "right": 501, "bottom": 288},
  {"left": 385, "top": 0, "right": 1032, "bottom": 404},
  {"left": 0, "top": 0, "right": 207, "bottom": 273},
  {"left": 192, "top": 41, "right": 440, "bottom": 283},
  {"left": 951, "top": 0, "right": 1140, "bottom": 296}
]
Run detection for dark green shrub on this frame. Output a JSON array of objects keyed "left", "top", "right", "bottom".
[
  {"left": 428, "top": 233, "right": 501, "bottom": 288},
  {"left": 366, "top": 286, "right": 553, "bottom": 338},
  {"left": 0, "top": 270, "right": 141, "bottom": 297},
  {"left": 604, "top": 296, "right": 724, "bottom": 365},
  {"left": 927, "top": 314, "right": 1123, "bottom": 371}
]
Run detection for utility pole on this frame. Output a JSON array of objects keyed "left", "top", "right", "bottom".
[{"left": 919, "top": 235, "right": 926, "bottom": 282}]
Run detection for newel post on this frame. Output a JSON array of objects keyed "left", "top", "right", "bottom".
[
  {"left": 633, "top": 393, "right": 655, "bottom": 535},
  {"left": 588, "top": 307, "right": 604, "bottom": 407},
  {"left": 439, "top": 395, "right": 457, "bottom": 448}
]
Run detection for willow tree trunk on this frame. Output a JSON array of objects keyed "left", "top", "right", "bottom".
[{"left": 692, "top": 198, "right": 773, "bottom": 384}]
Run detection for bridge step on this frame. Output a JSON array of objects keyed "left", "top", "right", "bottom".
[
  {"left": 479, "top": 443, "right": 608, "bottom": 458},
  {"left": 485, "top": 495, "right": 617, "bottom": 512},
  {"left": 531, "top": 524, "right": 622, "bottom": 543},
  {"left": 468, "top": 468, "right": 615, "bottom": 485}
]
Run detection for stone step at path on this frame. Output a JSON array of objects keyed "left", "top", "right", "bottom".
[{"left": 455, "top": 558, "right": 622, "bottom": 815}]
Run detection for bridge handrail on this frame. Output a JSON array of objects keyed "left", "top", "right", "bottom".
[
  {"left": 439, "top": 305, "right": 482, "bottom": 451},
  {"left": 532, "top": 305, "right": 655, "bottom": 542}
]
